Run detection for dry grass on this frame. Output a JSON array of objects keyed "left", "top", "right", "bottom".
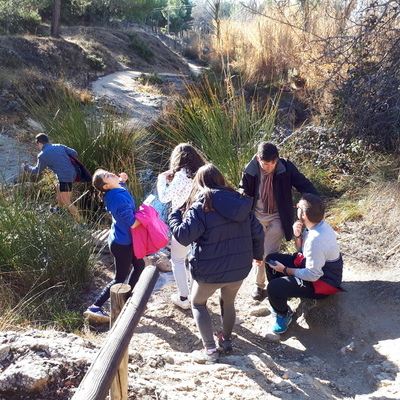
[
  {"left": 328, "top": 181, "right": 400, "bottom": 230},
  {"left": 201, "top": 1, "right": 361, "bottom": 113}
]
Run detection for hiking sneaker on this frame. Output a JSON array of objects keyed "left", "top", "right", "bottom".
[
  {"left": 50, "top": 206, "right": 65, "bottom": 215},
  {"left": 251, "top": 286, "right": 268, "bottom": 302},
  {"left": 272, "top": 309, "right": 293, "bottom": 334},
  {"left": 192, "top": 348, "right": 219, "bottom": 364},
  {"left": 171, "top": 293, "right": 191, "bottom": 310},
  {"left": 217, "top": 333, "right": 233, "bottom": 354},
  {"left": 83, "top": 306, "right": 110, "bottom": 323}
]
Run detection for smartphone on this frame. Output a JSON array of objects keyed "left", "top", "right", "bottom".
[{"left": 266, "top": 259, "right": 277, "bottom": 266}]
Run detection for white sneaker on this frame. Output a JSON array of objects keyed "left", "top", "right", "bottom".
[
  {"left": 171, "top": 293, "right": 191, "bottom": 310},
  {"left": 192, "top": 348, "right": 219, "bottom": 364},
  {"left": 83, "top": 306, "right": 110, "bottom": 323}
]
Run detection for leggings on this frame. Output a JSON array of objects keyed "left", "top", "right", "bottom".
[
  {"left": 94, "top": 241, "right": 145, "bottom": 307},
  {"left": 266, "top": 253, "right": 328, "bottom": 314},
  {"left": 170, "top": 236, "right": 190, "bottom": 297},
  {"left": 191, "top": 279, "right": 243, "bottom": 350}
]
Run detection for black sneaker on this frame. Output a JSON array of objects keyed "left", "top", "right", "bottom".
[
  {"left": 217, "top": 333, "right": 233, "bottom": 353},
  {"left": 50, "top": 206, "right": 65, "bottom": 215},
  {"left": 251, "top": 287, "right": 268, "bottom": 301}
]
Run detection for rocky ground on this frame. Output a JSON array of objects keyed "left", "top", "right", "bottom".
[
  {"left": 0, "top": 25, "right": 400, "bottom": 400},
  {"left": 1, "top": 219, "right": 399, "bottom": 400}
]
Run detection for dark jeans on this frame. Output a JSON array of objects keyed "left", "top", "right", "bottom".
[
  {"left": 266, "top": 253, "right": 328, "bottom": 314},
  {"left": 94, "top": 241, "right": 145, "bottom": 307}
]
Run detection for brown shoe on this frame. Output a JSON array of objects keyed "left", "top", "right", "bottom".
[{"left": 251, "top": 287, "right": 268, "bottom": 302}]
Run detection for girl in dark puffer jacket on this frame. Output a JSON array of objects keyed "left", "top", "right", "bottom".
[{"left": 168, "top": 164, "right": 264, "bottom": 363}]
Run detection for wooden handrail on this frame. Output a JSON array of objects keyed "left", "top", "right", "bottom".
[
  {"left": 110, "top": 283, "right": 131, "bottom": 400},
  {"left": 72, "top": 265, "right": 160, "bottom": 400}
]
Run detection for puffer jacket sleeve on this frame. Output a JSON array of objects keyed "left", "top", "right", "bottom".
[
  {"left": 250, "top": 212, "right": 264, "bottom": 261},
  {"left": 168, "top": 207, "right": 206, "bottom": 247}
]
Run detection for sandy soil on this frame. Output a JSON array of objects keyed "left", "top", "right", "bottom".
[{"left": 82, "top": 215, "right": 400, "bottom": 400}]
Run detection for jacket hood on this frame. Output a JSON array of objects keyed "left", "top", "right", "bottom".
[{"left": 211, "top": 190, "right": 253, "bottom": 222}]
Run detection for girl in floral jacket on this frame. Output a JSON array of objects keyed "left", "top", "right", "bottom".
[{"left": 157, "top": 143, "right": 206, "bottom": 310}]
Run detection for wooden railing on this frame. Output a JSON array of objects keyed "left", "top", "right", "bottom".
[{"left": 72, "top": 265, "right": 160, "bottom": 400}]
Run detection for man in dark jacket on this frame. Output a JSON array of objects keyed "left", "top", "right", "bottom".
[
  {"left": 239, "top": 141, "right": 318, "bottom": 301},
  {"left": 22, "top": 133, "right": 80, "bottom": 221}
]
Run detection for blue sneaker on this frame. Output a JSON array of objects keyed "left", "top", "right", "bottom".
[{"left": 272, "top": 309, "right": 293, "bottom": 334}]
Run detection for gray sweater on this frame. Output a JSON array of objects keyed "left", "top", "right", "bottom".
[
  {"left": 295, "top": 220, "right": 341, "bottom": 282},
  {"left": 25, "top": 143, "right": 77, "bottom": 182}
]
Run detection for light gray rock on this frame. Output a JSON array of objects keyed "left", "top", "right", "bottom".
[{"left": 0, "top": 330, "right": 99, "bottom": 397}]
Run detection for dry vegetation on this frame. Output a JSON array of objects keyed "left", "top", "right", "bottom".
[
  {"left": 1, "top": 7, "right": 400, "bottom": 398},
  {"left": 195, "top": 0, "right": 400, "bottom": 138}
]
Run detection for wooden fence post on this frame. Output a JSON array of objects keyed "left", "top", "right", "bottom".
[
  {"left": 71, "top": 265, "right": 159, "bottom": 400},
  {"left": 110, "top": 283, "right": 131, "bottom": 400}
]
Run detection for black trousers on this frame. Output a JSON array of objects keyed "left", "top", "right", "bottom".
[
  {"left": 266, "top": 253, "right": 328, "bottom": 314},
  {"left": 94, "top": 241, "right": 145, "bottom": 307}
]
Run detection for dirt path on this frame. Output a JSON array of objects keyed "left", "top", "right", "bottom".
[
  {"left": 84, "top": 69, "right": 400, "bottom": 400},
  {"left": 84, "top": 218, "right": 400, "bottom": 400},
  {"left": 114, "top": 241, "right": 399, "bottom": 400}
]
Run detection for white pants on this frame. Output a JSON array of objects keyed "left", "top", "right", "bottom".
[
  {"left": 170, "top": 236, "right": 190, "bottom": 297},
  {"left": 255, "top": 213, "right": 283, "bottom": 289}
]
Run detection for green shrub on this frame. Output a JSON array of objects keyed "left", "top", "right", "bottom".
[
  {"left": 154, "top": 74, "right": 277, "bottom": 186},
  {"left": 87, "top": 54, "right": 106, "bottom": 71},
  {"left": 128, "top": 33, "right": 154, "bottom": 63},
  {"left": 0, "top": 189, "right": 95, "bottom": 291},
  {"left": 0, "top": 184, "right": 96, "bottom": 330},
  {"left": 22, "top": 84, "right": 150, "bottom": 204},
  {"left": 138, "top": 72, "right": 163, "bottom": 85},
  {"left": 0, "top": 8, "right": 41, "bottom": 35}
]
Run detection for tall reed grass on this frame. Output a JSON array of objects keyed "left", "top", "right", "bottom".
[
  {"left": 0, "top": 183, "right": 96, "bottom": 330},
  {"left": 23, "top": 85, "right": 151, "bottom": 204},
  {"left": 154, "top": 74, "right": 278, "bottom": 186}
]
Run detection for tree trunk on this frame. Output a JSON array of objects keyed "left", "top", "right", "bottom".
[{"left": 51, "top": 0, "right": 61, "bottom": 38}]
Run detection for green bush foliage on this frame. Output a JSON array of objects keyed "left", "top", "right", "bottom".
[
  {"left": 138, "top": 72, "right": 163, "bottom": 85},
  {"left": 87, "top": 54, "right": 106, "bottom": 71},
  {"left": 0, "top": 184, "right": 96, "bottom": 329},
  {"left": 0, "top": 188, "right": 94, "bottom": 291},
  {"left": 128, "top": 33, "right": 155, "bottom": 63},
  {"left": 23, "top": 85, "right": 150, "bottom": 204},
  {"left": 0, "top": 5, "right": 41, "bottom": 35},
  {"left": 154, "top": 74, "right": 277, "bottom": 186}
]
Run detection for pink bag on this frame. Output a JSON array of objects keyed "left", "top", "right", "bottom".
[{"left": 131, "top": 203, "right": 169, "bottom": 259}]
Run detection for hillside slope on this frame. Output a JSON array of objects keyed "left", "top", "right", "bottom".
[
  {"left": 0, "top": 26, "right": 399, "bottom": 400},
  {"left": 0, "top": 26, "right": 190, "bottom": 88}
]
